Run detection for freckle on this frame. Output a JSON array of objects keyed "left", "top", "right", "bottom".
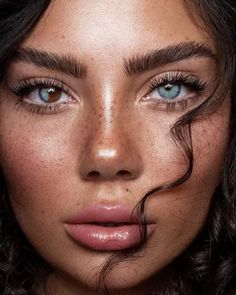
[
  {"left": 126, "top": 188, "right": 129, "bottom": 192},
  {"left": 40, "top": 210, "right": 44, "bottom": 214}
]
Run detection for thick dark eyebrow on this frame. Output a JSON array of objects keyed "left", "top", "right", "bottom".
[
  {"left": 12, "top": 48, "right": 87, "bottom": 79},
  {"left": 124, "top": 42, "right": 216, "bottom": 76}
]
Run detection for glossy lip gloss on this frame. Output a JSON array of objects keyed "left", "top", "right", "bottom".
[{"left": 64, "top": 205, "right": 155, "bottom": 251}]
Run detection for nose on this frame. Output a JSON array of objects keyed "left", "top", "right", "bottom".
[{"left": 79, "top": 122, "right": 143, "bottom": 181}]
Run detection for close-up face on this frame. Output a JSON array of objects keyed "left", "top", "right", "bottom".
[{"left": 0, "top": 0, "right": 231, "bottom": 294}]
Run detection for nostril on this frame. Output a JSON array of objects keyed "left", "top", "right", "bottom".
[
  {"left": 117, "top": 170, "right": 132, "bottom": 177},
  {"left": 87, "top": 170, "right": 132, "bottom": 179},
  {"left": 87, "top": 171, "right": 100, "bottom": 179}
]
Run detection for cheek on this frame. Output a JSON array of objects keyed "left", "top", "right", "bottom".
[
  {"left": 137, "top": 104, "right": 229, "bottom": 192},
  {"left": 191, "top": 107, "right": 230, "bottom": 186},
  {"left": 0, "top": 124, "right": 78, "bottom": 252},
  {"left": 1, "top": 133, "right": 65, "bottom": 192},
  {"left": 0, "top": 103, "right": 86, "bottom": 195},
  {"left": 0, "top": 116, "right": 80, "bottom": 224}
]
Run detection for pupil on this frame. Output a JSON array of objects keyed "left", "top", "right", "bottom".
[{"left": 165, "top": 84, "right": 172, "bottom": 91}]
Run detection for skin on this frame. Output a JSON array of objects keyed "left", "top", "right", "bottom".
[{"left": 0, "top": 0, "right": 231, "bottom": 294}]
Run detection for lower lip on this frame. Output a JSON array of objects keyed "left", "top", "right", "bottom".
[{"left": 64, "top": 223, "right": 155, "bottom": 251}]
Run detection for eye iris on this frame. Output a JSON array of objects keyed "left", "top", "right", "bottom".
[
  {"left": 39, "top": 87, "right": 62, "bottom": 103},
  {"left": 158, "top": 83, "right": 181, "bottom": 99}
]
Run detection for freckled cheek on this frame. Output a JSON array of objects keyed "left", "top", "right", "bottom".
[
  {"left": 191, "top": 114, "right": 230, "bottom": 185},
  {"left": 139, "top": 121, "right": 189, "bottom": 183},
  {"left": 0, "top": 129, "right": 75, "bottom": 204}
]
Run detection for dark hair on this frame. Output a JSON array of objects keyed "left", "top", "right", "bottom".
[{"left": 0, "top": 1, "right": 236, "bottom": 294}]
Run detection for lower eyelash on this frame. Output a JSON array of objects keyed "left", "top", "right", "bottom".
[
  {"left": 165, "top": 100, "right": 188, "bottom": 112},
  {"left": 14, "top": 100, "right": 62, "bottom": 115}
]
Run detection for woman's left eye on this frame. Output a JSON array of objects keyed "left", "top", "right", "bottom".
[
  {"left": 142, "top": 72, "right": 206, "bottom": 111},
  {"left": 149, "top": 83, "right": 190, "bottom": 101}
]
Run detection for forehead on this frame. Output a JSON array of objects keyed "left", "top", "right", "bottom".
[{"left": 22, "top": 0, "right": 213, "bottom": 60}]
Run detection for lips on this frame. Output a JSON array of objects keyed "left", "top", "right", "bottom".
[{"left": 64, "top": 205, "right": 155, "bottom": 251}]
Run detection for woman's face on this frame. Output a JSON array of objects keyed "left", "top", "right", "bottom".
[{"left": 0, "top": 0, "right": 230, "bottom": 294}]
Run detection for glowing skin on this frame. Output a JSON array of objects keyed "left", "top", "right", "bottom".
[{"left": 0, "top": 0, "right": 230, "bottom": 294}]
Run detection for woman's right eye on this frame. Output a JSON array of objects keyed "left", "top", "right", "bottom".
[
  {"left": 9, "top": 78, "right": 77, "bottom": 114},
  {"left": 26, "top": 86, "right": 70, "bottom": 105}
]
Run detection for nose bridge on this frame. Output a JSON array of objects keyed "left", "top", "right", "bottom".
[
  {"left": 88, "top": 79, "right": 125, "bottom": 142},
  {"left": 91, "top": 97, "right": 125, "bottom": 158},
  {"left": 97, "top": 82, "right": 119, "bottom": 137},
  {"left": 79, "top": 84, "right": 143, "bottom": 181}
]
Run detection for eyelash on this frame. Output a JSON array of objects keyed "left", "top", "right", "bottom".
[
  {"left": 9, "top": 77, "right": 75, "bottom": 114},
  {"left": 145, "top": 71, "right": 206, "bottom": 111},
  {"left": 8, "top": 72, "right": 206, "bottom": 115}
]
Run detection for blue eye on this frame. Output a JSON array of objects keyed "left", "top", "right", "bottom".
[
  {"left": 157, "top": 83, "right": 182, "bottom": 100},
  {"left": 142, "top": 72, "right": 206, "bottom": 111},
  {"left": 147, "top": 81, "right": 191, "bottom": 103}
]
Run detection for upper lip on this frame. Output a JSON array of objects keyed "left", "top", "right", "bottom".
[{"left": 65, "top": 204, "right": 145, "bottom": 225}]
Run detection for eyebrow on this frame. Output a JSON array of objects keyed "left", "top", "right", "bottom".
[
  {"left": 12, "top": 48, "right": 87, "bottom": 79},
  {"left": 124, "top": 42, "right": 216, "bottom": 76}
]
